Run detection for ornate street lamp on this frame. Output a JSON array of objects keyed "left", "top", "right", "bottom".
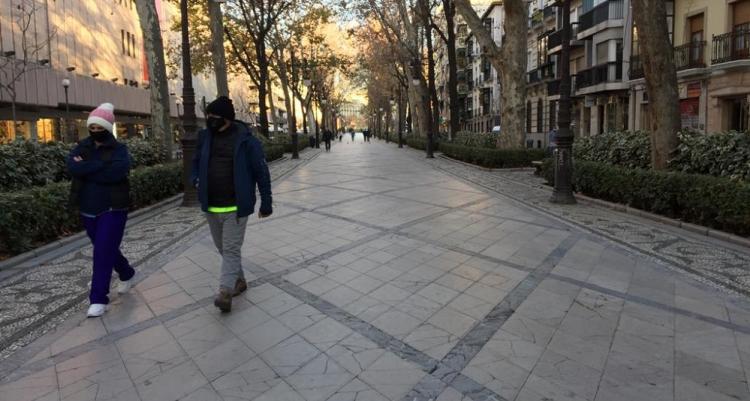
[
  {"left": 550, "top": 0, "right": 576, "bottom": 204},
  {"left": 61, "top": 78, "right": 72, "bottom": 142},
  {"left": 180, "top": 0, "right": 199, "bottom": 206}
]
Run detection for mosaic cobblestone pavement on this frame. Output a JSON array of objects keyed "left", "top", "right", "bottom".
[
  {"left": 421, "top": 154, "right": 750, "bottom": 297},
  {"left": 0, "top": 149, "right": 320, "bottom": 360},
  {"left": 1, "top": 140, "right": 750, "bottom": 401}
]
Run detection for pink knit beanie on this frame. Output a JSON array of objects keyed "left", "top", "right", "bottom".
[{"left": 87, "top": 103, "right": 115, "bottom": 133}]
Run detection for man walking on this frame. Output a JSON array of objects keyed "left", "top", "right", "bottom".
[
  {"left": 191, "top": 96, "right": 273, "bottom": 313},
  {"left": 323, "top": 128, "right": 333, "bottom": 152}
]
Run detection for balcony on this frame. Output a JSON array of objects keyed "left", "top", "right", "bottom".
[
  {"left": 712, "top": 29, "right": 750, "bottom": 64},
  {"left": 527, "top": 63, "right": 555, "bottom": 84},
  {"left": 675, "top": 41, "right": 707, "bottom": 70},
  {"left": 548, "top": 23, "right": 581, "bottom": 51},
  {"left": 544, "top": 5, "right": 556, "bottom": 19},
  {"left": 630, "top": 41, "right": 707, "bottom": 80},
  {"left": 578, "top": 0, "right": 624, "bottom": 33},
  {"left": 576, "top": 62, "right": 623, "bottom": 89}
]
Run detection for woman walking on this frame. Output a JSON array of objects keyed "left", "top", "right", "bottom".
[{"left": 67, "top": 103, "right": 135, "bottom": 318}]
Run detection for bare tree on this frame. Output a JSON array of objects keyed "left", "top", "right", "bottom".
[
  {"left": 224, "top": 0, "right": 297, "bottom": 138},
  {"left": 0, "top": 0, "right": 55, "bottom": 139},
  {"left": 135, "top": 0, "right": 173, "bottom": 159},
  {"left": 454, "top": 0, "right": 527, "bottom": 148},
  {"left": 632, "top": 0, "right": 680, "bottom": 169}
]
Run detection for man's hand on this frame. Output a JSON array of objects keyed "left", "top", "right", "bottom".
[
  {"left": 73, "top": 156, "right": 83, "bottom": 162},
  {"left": 259, "top": 204, "right": 272, "bottom": 219}
]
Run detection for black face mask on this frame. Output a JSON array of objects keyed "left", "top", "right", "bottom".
[
  {"left": 90, "top": 130, "right": 112, "bottom": 143},
  {"left": 207, "top": 117, "right": 226, "bottom": 132}
]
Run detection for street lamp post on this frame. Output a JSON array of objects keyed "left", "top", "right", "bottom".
[
  {"left": 318, "top": 98, "right": 327, "bottom": 149},
  {"left": 180, "top": 0, "right": 199, "bottom": 207},
  {"left": 61, "top": 78, "right": 71, "bottom": 142},
  {"left": 550, "top": 0, "right": 576, "bottom": 204}
]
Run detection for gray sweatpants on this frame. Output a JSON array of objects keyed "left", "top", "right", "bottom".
[{"left": 206, "top": 213, "right": 248, "bottom": 290}]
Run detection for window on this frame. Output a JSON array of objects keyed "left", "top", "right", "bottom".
[
  {"left": 526, "top": 101, "right": 532, "bottom": 133},
  {"left": 126, "top": 32, "right": 131, "bottom": 57},
  {"left": 121, "top": 30, "right": 126, "bottom": 55},
  {"left": 733, "top": 0, "right": 750, "bottom": 58},
  {"left": 596, "top": 41, "right": 608, "bottom": 65},
  {"left": 537, "top": 99, "right": 544, "bottom": 133},
  {"left": 688, "top": 13, "right": 704, "bottom": 63}
]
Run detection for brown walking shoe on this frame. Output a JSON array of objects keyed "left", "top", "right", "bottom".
[
  {"left": 214, "top": 288, "right": 232, "bottom": 313},
  {"left": 233, "top": 278, "right": 247, "bottom": 297}
]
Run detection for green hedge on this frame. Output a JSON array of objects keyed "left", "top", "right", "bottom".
[
  {"left": 440, "top": 143, "right": 545, "bottom": 168},
  {"left": 264, "top": 144, "right": 285, "bottom": 162},
  {"left": 0, "top": 163, "right": 183, "bottom": 256},
  {"left": 405, "top": 136, "right": 439, "bottom": 152},
  {"left": 453, "top": 132, "right": 500, "bottom": 149},
  {"left": 541, "top": 159, "right": 750, "bottom": 236},
  {"left": 0, "top": 138, "right": 167, "bottom": 191},
  {"left": 573, "top": 130, "right": 750, "bottom": 181}
]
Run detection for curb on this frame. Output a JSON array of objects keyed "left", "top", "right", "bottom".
[
  {"left": 0, "top": 194, "right": 184, "bottom": 272},
  {"left": 437, "top": 154, "right": 537, "bottom": 172},
  {"left": 574, "top": 193, "right": 750, "bottom": 249},
  {"left": 434, "top": 153, "right": 750, "bottom": 250}
]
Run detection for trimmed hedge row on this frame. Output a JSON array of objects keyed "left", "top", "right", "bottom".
[
  {"left": 540, "top": 159, "right": 750, "bottom": 236},
  {"left": 264, "top": 144, "right": 285, "bottom": 162},
  {"left": 0, "top": 138, "right": 168, "bottom": 191},
  {"left": 440, "top": 143, "right": 546, "bottom": 169},
  {"left": 405, "top": 136, "right": 439, "bottom": 152},
  {"left": 0, "top": 163, "right": 183, "bottom": 256}
]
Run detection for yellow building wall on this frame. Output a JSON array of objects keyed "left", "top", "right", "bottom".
[{"left": 674, "top": 0, "right": 729, "bottom": 47}]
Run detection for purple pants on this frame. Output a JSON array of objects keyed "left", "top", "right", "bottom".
[{"left": 82, "top": 211, "right": 134, "bottom": 304}]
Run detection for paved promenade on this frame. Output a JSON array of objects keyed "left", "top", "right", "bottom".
[{"left": 1, "top": 140, "right": 749, "bottom": 401}]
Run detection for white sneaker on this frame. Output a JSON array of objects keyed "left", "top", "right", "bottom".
[
  {"left": 117, "top": 273, "right": 136, "bottom": 294},
  {"left": 87, "top": 304, "right": 107, "bottom": 318}
]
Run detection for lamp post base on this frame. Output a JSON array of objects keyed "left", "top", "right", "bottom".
[{"left": 549, "top": 190, "right": 577, "bottom": 205}]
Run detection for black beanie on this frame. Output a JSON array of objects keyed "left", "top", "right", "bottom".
[{"left": 206, "top": 96, "right": 236, "bottom": 121}]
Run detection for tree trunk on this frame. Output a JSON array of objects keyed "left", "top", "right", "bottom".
[
  {"left": 443, "top": 0, "right": 461, "bottom": 139},
  {"left": 454, "top": 0, "right": 527, "bottom": 148},
  {"left": 275, "top": 49, "right": 298, "bottom": 158},
  {"left": 256, "top": 39, "right": 270, "bottom": 137},
  {"left": 208, "top": 0, "right": 229, "bottom": 97},
  {"left": 632, "top": 0, "right": 680, "bottom": 169},
  {"left": 135, "top": 0, "right": 173, "bottom": 159}
]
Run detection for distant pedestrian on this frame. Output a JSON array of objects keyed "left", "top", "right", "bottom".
[
  {"left": 339, "top": 133, "right": 343, "bottom": 142},
  {"left": 191, "top": 96, "right": 273, "bottom": 313},
  {"left": 351, "top": 131, "right": 355, "bottom": 142},
  {"left": 323, "top": 128, "right": 333, "bottom": 152},
  {"left": 67, "top": 103, "right": 135, "bottom": 318}
]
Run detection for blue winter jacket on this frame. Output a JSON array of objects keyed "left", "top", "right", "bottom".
[
  {"left": 67, "top": 137, "right": 132, "bottom": 216},
  {"left": 191, "top": 122, "right": 273, "bottom": 217}
]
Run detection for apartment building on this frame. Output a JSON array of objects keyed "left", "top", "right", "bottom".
[
  {"left": 0, "top": 0, "right": 260, "bottom": 143},
  {"left": 463, "top": 2, "right": 504, "bottom": 134},
  {"left": 628, "top": 0, "right": 750, "bottom": 133},
  {"left": 525, "top": 0, "right": 559, "bottom": 148}
]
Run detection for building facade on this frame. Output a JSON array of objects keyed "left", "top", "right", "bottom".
[
  {"left": 0, "top": 0, "right": 258, "bottom": 143},
  {"left": 463, "top": 2, "right": 504, "bottom": 134},
  {"left": 628, "top": 0, "right": 750, "bottom": 133}
]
